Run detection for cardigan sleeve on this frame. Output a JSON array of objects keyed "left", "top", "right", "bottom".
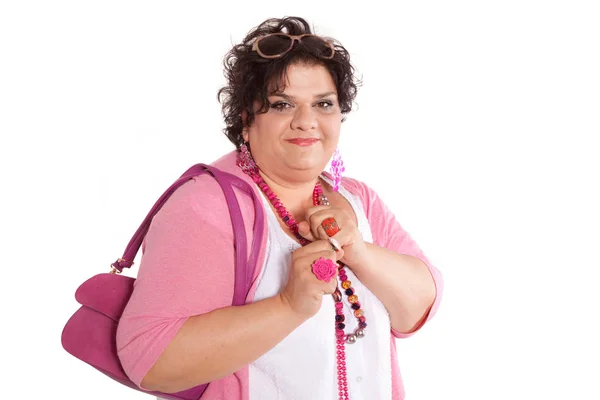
[
  {"left": 341, "top": 176, "right": 444, "bottom": 339},
  {"left": 116, "top": 175, "right": 240, "bottom": 388}
]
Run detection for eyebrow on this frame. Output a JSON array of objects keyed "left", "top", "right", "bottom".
[{"left": 270, "top": 92, "right": 338, "bottom": 101}]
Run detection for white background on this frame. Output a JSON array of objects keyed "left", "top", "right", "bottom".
[{"left": 1, "top": 1, "right": 599, "bottom": 399}]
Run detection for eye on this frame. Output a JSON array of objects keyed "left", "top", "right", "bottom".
[
  {"left": 316, "top": 101, "right": 334, "bottom": 109},
  {"left": 270, "top": 102, "right": 292, "bottom": 112}
]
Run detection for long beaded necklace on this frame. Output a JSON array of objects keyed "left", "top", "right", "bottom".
[{"left": 237, "top": 147, "right": 368, "bottom": 400}]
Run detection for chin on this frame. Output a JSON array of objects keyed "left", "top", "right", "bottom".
[
  {"left": 287, "top": 157, "right": 326, "bottom": 173},
  {"left": 279, "top": 146, "right": 327, "bottom": 171}
]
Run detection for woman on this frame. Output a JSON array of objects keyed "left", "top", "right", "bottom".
[{"left": 116, "top": 16, "right": 443, "bottom": 400}]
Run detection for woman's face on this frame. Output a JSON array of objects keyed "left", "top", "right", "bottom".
[{"left": 243, "top": 63, "right": 342, "bottom": 184}]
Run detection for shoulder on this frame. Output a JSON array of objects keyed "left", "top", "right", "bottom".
[
  {"left": 172, "top": 173, "right": 227, "bottom": 207},
  {"left": 152, "top": 173, "right": 233, "bottom": 232},
  {"left": 341, "top": 176, "right": 371, "bottom": 199},
  {"left": 322, "top": 171, "right": 373, "bottom": 200},
  {"left": 322, "top": 172, "right": 381, "bottom": 218}
]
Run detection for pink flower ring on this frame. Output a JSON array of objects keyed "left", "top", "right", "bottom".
[{"left": 311, "top": 257, "right": 338, "bottom": 283}]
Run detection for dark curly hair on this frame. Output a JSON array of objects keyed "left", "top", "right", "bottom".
[{"left": 217, "top": 16, "right": 361, "bottom": 150}]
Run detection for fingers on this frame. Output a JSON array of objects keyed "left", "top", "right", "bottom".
[
  {"left": 303, "top": 205, "right": 330, "bottom": 223},
  {"left": 292, "top": 239, "right": 338, "bottom": 260},
  {"left": 289, "top": 239, "right": 345, "bottom": 298},
  {"left": 309, "top": 211, "right": 335, "bottom": 241},
  {"left": 300, "top": 206, "right": 348, "bottom": 241},
  {"left": 321, "top": 277, "right": 338, "bottom": 295},
  {"left": 284, "top": 241, "right": 341, "bottom": 318},
  {"left": 306, "top": 252, "right": 338, "bottom": 294},
  {"left": 310, "top": 209, "right": 347, "bottom": 235},
  {"left": 291, "top": 245, "right": 340, "bottom": 285},
  {"left": 297, "top": 221, "right": 316, "bottom": 241},
  {"left": 306, "top": 250, "right": 340, "bottom": 294}
]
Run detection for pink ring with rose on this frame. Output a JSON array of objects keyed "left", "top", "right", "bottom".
[{"left": 311, "top": 257, "right": 338, "bottom": 283}]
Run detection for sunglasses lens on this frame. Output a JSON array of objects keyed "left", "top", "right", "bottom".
[
  {"left": 302, "top": 36, "right": 334, "bottom": 58},
  {"left": 257, "top": 34, "right": 293, "bottom": 57}
]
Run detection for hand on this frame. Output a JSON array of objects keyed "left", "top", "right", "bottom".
[
  {"left": 297, "top": 205, "right": 370, "bottom": 270},
  {"left": 279, "top": 239, "right": 344, "bottom": 320}
]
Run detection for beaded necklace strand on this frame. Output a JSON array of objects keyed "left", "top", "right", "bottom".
[{"left": 237, "top": 151, "right": 368, "bottom": 400}]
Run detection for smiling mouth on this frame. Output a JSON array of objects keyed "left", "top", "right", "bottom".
[{"left": 287, "top": 138, "right": 319, "bottom": 146}]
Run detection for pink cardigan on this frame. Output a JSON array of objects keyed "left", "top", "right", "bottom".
[{"left": 116, "top": 150, "right": 443, "bottom": 399}]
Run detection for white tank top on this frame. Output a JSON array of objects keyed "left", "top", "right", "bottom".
[{"left": 249, "top": 174, "right": 393, "bottom": 400}]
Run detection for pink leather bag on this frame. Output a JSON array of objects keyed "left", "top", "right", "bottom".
[{"left": 61, "top": 164, "right": 265, "bottom": 399}]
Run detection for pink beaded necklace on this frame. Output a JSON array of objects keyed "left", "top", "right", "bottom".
[{"left": 237, "top": 147, "right": 367, "bottom": 400}]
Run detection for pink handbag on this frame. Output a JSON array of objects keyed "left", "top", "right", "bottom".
[{"left": 61, "top": 164, "right": 265, "bottom": 399}]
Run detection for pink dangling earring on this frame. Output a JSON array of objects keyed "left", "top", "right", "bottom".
[
  {"left": 237, "top": 142, "right": 260, "bottom": 179},
  {"left": 330, "top": 148, "right": 345, "bottom": 192}
]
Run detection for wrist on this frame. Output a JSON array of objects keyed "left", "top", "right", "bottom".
[
  {"left": 350, "top": 242, "right": 376, "bottom": 275},
  {"left": 274, "top": 293, "right": 309, "bottom": 326}
]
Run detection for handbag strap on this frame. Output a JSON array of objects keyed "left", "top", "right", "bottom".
[{"left": 110, "top": 163, "right": 264, "bottom": 306}]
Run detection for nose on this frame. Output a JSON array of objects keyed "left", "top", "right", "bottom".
[{"left": 290, "top": 104, "right": 318, "bottom": 131}]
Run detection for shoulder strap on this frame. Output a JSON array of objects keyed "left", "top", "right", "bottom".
[{"left": 110, "top": 164, "right": 264, "bottom": 306}]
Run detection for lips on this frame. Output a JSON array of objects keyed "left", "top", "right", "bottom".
[{"left": 287, "top": 138, "right": 319, "bottom": 146}]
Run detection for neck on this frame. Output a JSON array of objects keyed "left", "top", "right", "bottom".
[{"left": 258, "top": 170, "right": 322, "bottom": 217}]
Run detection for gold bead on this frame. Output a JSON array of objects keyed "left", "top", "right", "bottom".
[
  {"left": 341, "top": 280, "right": 352, "bottom": 290},
  {"left": 354, "top": 309, "right": 364, "bottom": 318},
  {"left": 348, "top": 295, "right": 358, "bottom": 303}
]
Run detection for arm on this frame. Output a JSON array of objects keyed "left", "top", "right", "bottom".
[
  {"left": 117, "top": 176, "right": 300, "bottom": 392},
  {"left": 144, "top": 236, "right": 342, "bottom": 393},
  {"left": 141, "top": 294, "right": 304, "bottom": 393},
  {"left": 345, "top": 177, "right": 444, "bottom": 337},
  {"left": 352, "top": 243, "right": 436, "bottom": 334}
]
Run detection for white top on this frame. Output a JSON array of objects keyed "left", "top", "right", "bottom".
[{"left": 249, "top": 175, "right": 393, "bottom": 400}]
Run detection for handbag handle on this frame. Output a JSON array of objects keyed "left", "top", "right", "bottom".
[{"left": 110, "top": 163, "right": 264, "bottom": 306}]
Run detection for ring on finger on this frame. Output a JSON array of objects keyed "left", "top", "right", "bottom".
[
  {"left": 311, "top": 257, "right": 338, "bottom": 283},
  {"left": 321, "top": 217, "right": 341, "bottom": 237}
]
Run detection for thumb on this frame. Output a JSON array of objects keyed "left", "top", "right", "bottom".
[{"left": 297, "top": 221, "right": 317, "bottom": 241}]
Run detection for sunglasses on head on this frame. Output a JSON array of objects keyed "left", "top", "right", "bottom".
[{"left": 251, "top": 33, "right": 335, "bottom": 59}]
